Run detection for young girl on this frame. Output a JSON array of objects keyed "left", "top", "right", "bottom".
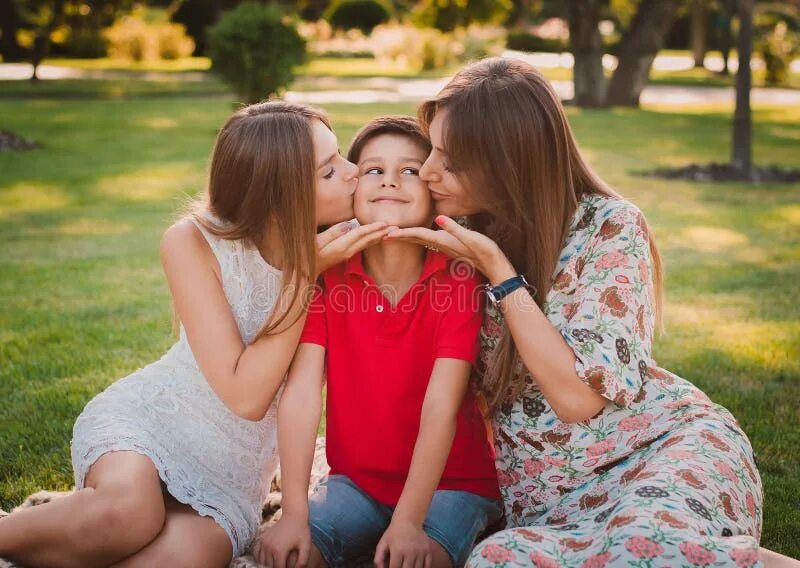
[
  {"left": 0, "top": 101, "right": 395, "bottom": 568},
  {"left": 256, "top": 117, "right": 502, "bottom": 568}
]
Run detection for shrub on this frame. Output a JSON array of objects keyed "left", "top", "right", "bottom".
[
  {"left": 759, "top": 21, "right": 799, "bottom": 85},
  {"left": 506, "top": 30, "right": 567, "bottom": 53},
  {"left": 324, "top": 0, "right": 392, "bottom": 35},
  {"left": 104, "top": 13, "right": 194, "bottom": 61},
  {"left": 207, "top": 2, "right": 306, "bottom": 103},
  {"left": 371, "top": 23, "right": 458, "bottom": 71},
  {"left": 63, "top": 29, "right": 108, "bottom": 58}
]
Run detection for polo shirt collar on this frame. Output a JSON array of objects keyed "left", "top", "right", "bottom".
[{"left": 344, "top": 249, "right": 449, "bottom": 284}]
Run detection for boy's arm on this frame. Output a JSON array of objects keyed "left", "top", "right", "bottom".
[
  {"left": 374, "top": 357, "right": 471, "bottom": 566},
  {"left": 254, "top": 342, "right": 326, "bottom": 568}
]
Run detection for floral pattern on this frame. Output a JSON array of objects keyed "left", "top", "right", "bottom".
[{"left": 467, "top": 195, "right": 763, "bottom": 567}]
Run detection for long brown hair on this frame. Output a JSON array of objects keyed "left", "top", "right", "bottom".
[
  {"left": 419, "top": 57, "right": 664, "bottom": 414},
  {"left": 190, "top": 100, "right": 330, "bottom": 338}
]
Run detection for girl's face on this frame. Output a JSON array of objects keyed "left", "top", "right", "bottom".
[
  {"left": 419, "top": 109, "right": 484, "bottom": 217},
  {"left": 312, "top": 119, "right": 358, "bottom": 226},
  {"left": 353, "top": 134, "right": 432, "bottom": 228}
]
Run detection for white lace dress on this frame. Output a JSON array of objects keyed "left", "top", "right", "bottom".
[{"left": 71, "top": 215, "right": 282, "bottom": 558}]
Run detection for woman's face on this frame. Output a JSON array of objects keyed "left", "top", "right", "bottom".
[
  {"left": 353, "top": 134, "right": 432, "bottom": 228},
  {"left": 312, "top": 119, "right": 358, "bottom": 226},
  {"left": 419, "top": 109, "right": 484, "bottom": 217}
]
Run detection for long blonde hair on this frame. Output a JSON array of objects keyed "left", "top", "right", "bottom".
[
  {"left": 190, "top": 101, "right": 329, "bottom": 337},
  {"left": 419, "top": 58, "right": 664, "bottom": 414}
]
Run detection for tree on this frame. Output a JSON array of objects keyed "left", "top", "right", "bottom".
[
  {"left": 0, "top": 0, "right": 26, "bottom": 61},
  {"left": 689, "top": 0, "right": 709, "bottom": 67},
  {"left": 566, "top": 0, "right": 607, "bottom": 107},
  {"left": 731, "top": 0, "right": 753, "bottom": 179},
  {"left": 566, "top": 0, "right": 680, "bottom": 108},
  {"left": 605, "top": 0, "right": 679, "bottom": 106},
  {"left": 20, "top": 0, "right": 68, "bottom": 81}
]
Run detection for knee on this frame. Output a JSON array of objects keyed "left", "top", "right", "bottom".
[{"left": 72, "top": 490, "right": 165, "bottom": 555}]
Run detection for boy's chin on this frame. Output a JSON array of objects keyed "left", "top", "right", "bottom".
[{"left": 357, "top": 213, "right": 432, "bottom": 229}]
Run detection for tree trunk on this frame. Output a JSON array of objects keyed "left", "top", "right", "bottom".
[
  {"left": 690, "top": 0, "right": 708, "bottom": 67},
  {"left": 0, "top": 0, "right": 25, "bottom": 62},
  {"left": 731, "top": 0, "right": 753, "bottom": 179},
  {"left": 606, "top": 0, "right": 679, "bottom": 107},
  {"left": 29, "top": 0, "right": 67, "bottom": 82},
  {"left": 566, "top": 0, "right": 607, "bottom": 107}
]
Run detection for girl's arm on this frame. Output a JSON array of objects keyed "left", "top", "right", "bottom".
[
  {"left": 160, "top": 220, "right": 308, "bottom": 421},
  {"left": 373, "top": 357, "right": 471, "bottom": 567},
  {"left": 254, "top": 342, "right": 326, "bottom": 568}
]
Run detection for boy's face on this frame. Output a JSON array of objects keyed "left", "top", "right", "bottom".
[{"left": 354, "top": 134, "right": 433, "bottom": 228}]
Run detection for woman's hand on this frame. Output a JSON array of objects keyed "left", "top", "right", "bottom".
[
  {"left": 386, "top": 215, "right": 516, "bottom": 284},
  {"left": 316, "top": 220, "right": 398, "bottom": 276}
]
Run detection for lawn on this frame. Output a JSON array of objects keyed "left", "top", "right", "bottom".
[{"left": 0, "top": 84, "right": 798, "bottom": 557}]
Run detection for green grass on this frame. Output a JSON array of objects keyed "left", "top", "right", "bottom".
[{"left": 0, "top": 84, "right": 798, "bottom": 557}]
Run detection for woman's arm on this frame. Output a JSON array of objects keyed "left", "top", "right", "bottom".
[
  {"left": 485, "top": 265, "right": 608, "bottom": 423},
  {"left": 160, "top": 220, "right": 308, "bottom": 421},
  {"left": 388, "top": 217, "right": 606, "bottom": 423},
  {"left": 373, "top": 358, "right": 471, "bottom": 567}
]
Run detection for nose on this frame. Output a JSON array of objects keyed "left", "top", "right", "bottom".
[
  {"left": 419, "top": 155, "right": 440, "bottom": 183},
  {"left": 380, "top": 170, "right": 399, "bottom": 189},
  {"left": 342, "top": 159, "right": 358, "bottom": 181}
]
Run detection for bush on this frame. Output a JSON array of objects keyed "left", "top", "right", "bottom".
[
  {"left": 63, "top": 29, "right": 108, "bottom": 58},
  {"left": 759, "top": 21, "right": 799, "bottom": 85},
  {"left": 411, "top": 0, "right": 511, "bottom": 32},
  {"left": 371, "top": 23, "right": 458, "bottom": 71},
  {"left": 104, "top": 13, "right": 194, "bottom": 61},
  {"left": 324, "top": 0, "right": 392, "bottom": 35},
  {"left": 453, "top": 24, "right": 506, "bottom": 62},
  {"left": 207, "top": 2, "right": 306, "bottom": 103},
  {"left": 506, "top": 30, "right": 567, "bottom": 53}
]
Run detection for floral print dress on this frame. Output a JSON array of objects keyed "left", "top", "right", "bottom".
[{"left": 467, "top": 195, "right": 763, "bottom": 568}]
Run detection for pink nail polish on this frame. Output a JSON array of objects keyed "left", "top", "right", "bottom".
[{"left": 435, "top": 216, "right": 446, "bottom": 226}]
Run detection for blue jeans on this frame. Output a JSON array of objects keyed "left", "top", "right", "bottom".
[{"left": 308, "top": 474, "right": 503, "bottom": 568}]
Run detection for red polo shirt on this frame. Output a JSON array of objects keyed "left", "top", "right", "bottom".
[{"left": 300, "top": 250, "right": 500, "bottom": 505}]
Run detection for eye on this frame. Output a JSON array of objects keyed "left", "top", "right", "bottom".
[
  {"left": 443, "top": 162, "right": 454, "bottom": 174},
  {"left": 323, "top": 168, "right": 335, "bottom": 180},
  {"left": 401, "top": 167, "right": 419, "bottom": 176},
  {"left": 365, "top": 167, "right": 383, "bottom": 175}
]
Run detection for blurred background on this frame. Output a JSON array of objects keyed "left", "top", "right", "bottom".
[{"left": 1, "top": 0, "right": 798, "bottom": 559}]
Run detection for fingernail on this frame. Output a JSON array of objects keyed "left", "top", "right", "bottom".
[{"left": 435, "top": 215, "right": 446, "bottom": 226}]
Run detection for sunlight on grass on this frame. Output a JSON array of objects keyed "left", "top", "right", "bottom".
[
  {"left": 93, "top": 164, "right": 202, "bottom": 203},
  {"left": 671, "top": 226, "right": 750, "bottom": 253},
  {"left": 139, "top": 116, "right": 179, "bottom": 129},
  {"left": 0, "top": 182, "right": 70, "bottom": 218},
  {"left": 56, "top": 218, "right": 134, "bottom": 237}
]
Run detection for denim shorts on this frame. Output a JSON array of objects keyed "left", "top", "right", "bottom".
[{"left": 308, "top": 474, "right": 503, "bottom": 568}]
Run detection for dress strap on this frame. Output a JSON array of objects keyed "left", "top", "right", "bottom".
[{"left": 188, "top": 215, "right": 231, "bottom": 269}]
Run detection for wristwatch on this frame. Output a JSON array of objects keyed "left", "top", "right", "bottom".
[{"left": 485, "top": 275, "right": 531, "bottom": 306}]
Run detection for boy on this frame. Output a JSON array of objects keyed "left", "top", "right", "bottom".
[{"left": 257, "top": 117, "right": 501, "bottom": 568}]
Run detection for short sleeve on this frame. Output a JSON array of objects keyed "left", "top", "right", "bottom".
[
  {"left": 561, "top": 202, "right": 656, "bottom": 407},
  {"left": 435, "top": 274, "right": 484, "bottom": 364},
  {"left": 300, "top": 284, "right": 327, "bottom": 347}
]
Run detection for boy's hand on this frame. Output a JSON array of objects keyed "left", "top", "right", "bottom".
[
  {"left": 253, "top": 513, "right": 312, "bottom": 568},
  {"left": 373, "top": 519, "right": 433, "bottom": 568}
]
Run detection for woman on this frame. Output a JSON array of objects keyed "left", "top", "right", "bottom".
[
  {"left": 388, "top": 58, "right": 767, "bottom": 567},
  {"left": 0, "top": 101, "right": 394, "bottom": 568}
]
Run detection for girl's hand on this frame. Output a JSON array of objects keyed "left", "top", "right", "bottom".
[
  {"left": 373, "top": 519, "right": 433, "bottom": 568},
  {"left": 385, "top": 216, "right": 516, "bottom": 284},
  {"left": 316, "top": 220, "right": 398, "bottom": 276}
]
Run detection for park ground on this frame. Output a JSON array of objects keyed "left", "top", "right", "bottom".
[{"left": 0, "top": 65, "right": 798, "bottom": 556}]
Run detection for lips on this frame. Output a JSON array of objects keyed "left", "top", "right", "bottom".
[
  {"left": 430, "top": 190, "right": 449, "bottom": 200},
  {"left": 370, "top": 197, "right": 409, "bottom": 204}
]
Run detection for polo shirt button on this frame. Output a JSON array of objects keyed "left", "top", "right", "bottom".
[{"left": 376, "top": 305, "right": 384, "bottom": 313}]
